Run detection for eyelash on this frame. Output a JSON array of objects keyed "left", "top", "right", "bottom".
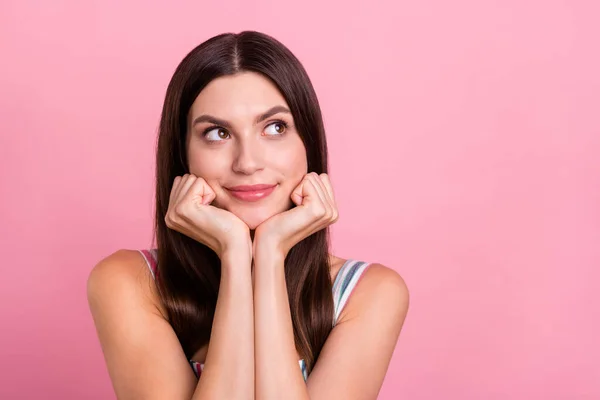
[{"left": 202, "top": 120, "right": 289, "bottom": 141}]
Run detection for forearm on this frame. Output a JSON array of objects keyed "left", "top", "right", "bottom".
[
  {"left": 253, "top": 251, "right": 309, "bottom": 400},
  {"left": 193, "top": 250, "right": 254, "bottom": 400}
]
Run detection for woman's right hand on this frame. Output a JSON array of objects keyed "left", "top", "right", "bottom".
[{"left": 165, "top": 174, "right": 251, "bottom": 259}]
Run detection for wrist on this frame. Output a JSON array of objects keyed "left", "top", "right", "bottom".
[
  {"left": 220, "top": 237, "right": 252, "bottom": 262},
  {"left": 252, "top": 239, "right": 286, "bottom": 265}
]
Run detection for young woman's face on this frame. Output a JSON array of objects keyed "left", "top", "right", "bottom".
[{"left": 186, "top": 71, "right": 308, "bottom": 230}]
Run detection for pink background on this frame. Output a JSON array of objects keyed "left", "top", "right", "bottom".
[{"left": 1, "top": 1, "right": 599, "bottom": 399}]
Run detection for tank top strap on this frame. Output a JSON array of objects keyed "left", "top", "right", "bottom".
[
  {"left": 332, "top": 260, "right": 371, "bottom": 325},
  {"left": 138, "top": 249, "right": 158, "bottom": 279},
  {"left": 138, "top": 250, "right": 369, "bottom": 325}
]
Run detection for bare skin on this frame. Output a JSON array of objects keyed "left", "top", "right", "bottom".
[
  {"left": 122, "top": 251, "right": 347, "bottom": 365},
  {"left": 88, "top": 71, "right": 409, "bottom": 400}
]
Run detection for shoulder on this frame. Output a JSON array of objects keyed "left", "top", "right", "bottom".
[
  {"left": 86, "top": 250, "right": 197, "bottom": 397},
  {"left": 87, "top": 249, "right": 164, "bottom": 318},
  {"left": 337, "top": 262, "right": 410, "bottom": 326},
  {"left": 87, "top": 249, "right": 149, "bottom": 294},
  {"left": 361, "top": 263, "right": 409, "bottom": 301},
  {"left": 309, "top": 262, "right": 409, "bottom": 395}
]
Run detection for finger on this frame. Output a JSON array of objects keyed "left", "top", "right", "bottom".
[
  {"left": 187, "top": 177, "right": 215, "bottom": 206},
  {"left": 290, "top": 176, "right": 307, "bottom": 206},
  {"left": 173, "top": 174, "right": 190, "bottom": 203},
  {"left": 279, "top": 177, "right": 323, "bottom": 226},
  {"left": 319, "top": 174, "right": 339, "bottom": 222},
  {"left": 306, "top": 173, "right": 331, "bottom": 218},
  {"left": 313, "top": 173, "right": 334, "bottom": 207},
  {"left": 307, "top": 173, "right": 328, "bottom": 206},
  {"left": 169, "top": 176, "right": 182, "bottom": 206},
  {"left": 319, "top": 173, "right": 335, "bottom": 203},
  {"left": 176, "top": 174, "right": 196, "bottom": 204}
]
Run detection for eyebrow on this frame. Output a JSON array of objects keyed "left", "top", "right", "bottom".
[{"left": 192, "top": 105, "right": 291, "bottom": 129}]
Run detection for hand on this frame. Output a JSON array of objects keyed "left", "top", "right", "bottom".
[
  {"left": 165, "top": 174, "right": 251, "bottom": 259},
  {"left": 253, "top": 172, "right": 339, "bottom": 259}
]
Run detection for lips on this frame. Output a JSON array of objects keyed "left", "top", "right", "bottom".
[{"left": 226, "top": 184, "right": 277, "bottom": 202}]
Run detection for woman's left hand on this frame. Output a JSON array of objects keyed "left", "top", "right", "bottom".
[{"left": 253, "top": 172, "right": 339, "bottom": 260}]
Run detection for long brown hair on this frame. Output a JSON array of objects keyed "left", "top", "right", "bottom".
[{"left": 153, "top": 31, "right": 332, "bottom": 374}]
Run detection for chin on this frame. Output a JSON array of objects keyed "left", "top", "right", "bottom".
[
  {"left": 218, "top": 193, "right": 294, "bottom": 231},
  {"left": 229, "top": 200, "right": 293, "bottom": 230},
  {"left": 235, "top": 210, "right": 272, "bottom": 230}
]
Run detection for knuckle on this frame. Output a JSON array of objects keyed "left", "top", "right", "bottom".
[
  {"left": 164, "top": 214, "right": 174, "bottom": 228},
  {"left": 311, "top": 205, "right": 327, "bottom": 218},
  {"left": 174, "top": 204, "right": 188, "bottom": 218}
]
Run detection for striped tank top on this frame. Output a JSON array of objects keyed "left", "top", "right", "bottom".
[{"left": 138, "top": 248, "right": 370, "bottom": 381}]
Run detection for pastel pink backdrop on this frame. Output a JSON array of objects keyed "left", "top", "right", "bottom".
[{"left": 1, "top": 1, "right": 598, "bottom": 399}]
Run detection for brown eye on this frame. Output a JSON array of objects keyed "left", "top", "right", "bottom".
[
  {"left": 205, "top": 127, "right": 230, "bottom": 141},
  {"left": 265, "top": 121, "right": 287, "bottom": 136}
]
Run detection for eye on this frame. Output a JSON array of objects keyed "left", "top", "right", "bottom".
[
  {"left": 264, "top": 121, "right": 287, "bottom": 136},
  {"left": 204, "top": 127, "right": 230, "bottom": 141}
]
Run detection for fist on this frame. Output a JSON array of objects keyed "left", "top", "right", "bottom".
[{"left": 165, "top": 174, "right": 251, "bottom": 258}]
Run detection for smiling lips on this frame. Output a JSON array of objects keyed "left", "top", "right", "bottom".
[{"left": 226, "top": 184, "right": 277, "bottom": 202}]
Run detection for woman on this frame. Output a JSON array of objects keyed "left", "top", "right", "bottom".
[{"left": 88, "top": 30, "right": 409, "bottom": 400}]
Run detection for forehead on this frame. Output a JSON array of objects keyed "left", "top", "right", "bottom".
[{"left": 190, "top": 71, "right": 289, "bottom": 118}]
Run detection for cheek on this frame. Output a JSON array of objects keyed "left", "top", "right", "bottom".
[
  {"left": 187, "top": 148, "right": 233, "bottom": 208},
  {"left": 187, "top": 149, "right": 226, "bottom": 179},
  {"left": 278, "top": 139, "right": 308, "bottom": 179}
]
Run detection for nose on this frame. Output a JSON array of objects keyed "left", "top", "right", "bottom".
[{"left": 231, "top": 137, "right": 264, "bottom": 175}]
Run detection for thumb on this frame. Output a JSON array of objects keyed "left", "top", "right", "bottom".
[
  {"left": 290, "top": 174, "right": 320, "bottom": 206},
  {"left": 190, "top": 178, "right": 216, "bottom": 206},
  {"left": 290, "top": 177, "right": 307, "bottom": 206}
]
